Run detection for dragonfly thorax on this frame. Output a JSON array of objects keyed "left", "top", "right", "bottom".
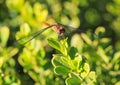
[
  {"left": 51, "top": 24, "right": 65, "bottom": 36},
  {"left": 59, "top": 27, "right": 65, "bottom": 36}
]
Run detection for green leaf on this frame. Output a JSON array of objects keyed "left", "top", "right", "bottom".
[
  {"left": 15, "top": 23, "right": 31, "bottom": 44},
  {"left": 81, "top": 71, "right": 96, "bottom": 85},
  {"left": 48, "top": 38, "right": 61, "bottom": 51},
  {"left": 97, "top": 46, "right": 109, "bottom": 63},
  {"left": 86, "top": 71, "right": 96, "bottom": 84},
  {"left": 71, "top": 34, "right": 84, "bottom": 53},
  {"left": 79, "top": 63, "right": 90, "bottom": 78},
  {"left": 33, "top": 3, "right": 48, "bottom": 22},
  {"left": 18, "top": 48, "right": 34, "bottom": 72},
  {"left": 59, "top": 38, "right": 69, "bottom": 56},
  {"left": 95, "top": 26, "right": 105, "bottom": 37},
  {"left": 54, "top": 66, "right": 70, "bottom": 75},
  {"left": 111, "top": 51, "right": 120, "bottom": 64},
  {"left": 0, "top": 47, "right": 18, "bottom": 68},
  {"left": 52, "top": 54, "right": 71, "bottom": 69},
  {"left": 66, "top": 75, "right": 81, "bottom": 85},
  {"left": 69, "top": 47, "right": 78, "bottom": 59},
  {"left": 81, "top": 33, "right": 92, "bottom": 45},
  {"left": 0, "top": 26, "right": 10, "bottom": 47},
  {"left": 6, "top": 0, "right": 24, "bottom": 12},
  {"left": 72, "top": 54, "right": 82, "bottom": 70},
  {"left": 115, "top": 81, "right": 120, "bottom": 85}
]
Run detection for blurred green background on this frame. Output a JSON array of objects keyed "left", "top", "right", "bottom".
[{"left": 0, "top": 0, "right": 120, "bottom": 85}]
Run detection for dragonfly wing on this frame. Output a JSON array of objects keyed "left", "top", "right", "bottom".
[
  {"left": 16, "top": 26, "right": 53, "bottom": 45},
  {"left": 58, "top": 23, "right": 85, "bottom": 34}
]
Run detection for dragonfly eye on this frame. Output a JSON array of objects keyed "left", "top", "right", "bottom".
[{"left": 59, "top": 28, "right": 65, "bottom": 36}]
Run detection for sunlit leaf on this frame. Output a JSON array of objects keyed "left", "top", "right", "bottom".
[
  {"left": 0, "top": 26, "right": 9, "bottom": 47},
  {"left": 97, "top": 46, "right": 109, "bottom": 63},
  {"left": 60, "top": 38, "right": 68, "bottom": 56},
  {"left": 85, "top": 71, "right": 96, "bottom": 85},
  {"left": 6, "top": 0, "right": 24, "bottom": 12},
  {"left": 33, "top": 3, "right": 48, "bottom": 22},
  {"left": 72, "top": 54, "right": 82, "bottom": 70},
  {"left": 66, "top": 74, "right": 81, "bottom": 85},
  {"left": 54, "top": 66, "right": 70, "bottom": 75},
  {"left": 101, "top": 38, "right": 111, "bottom": 44},
  {"left": 69, "top": 47, "right": 78, "bottom": 59},
  {"left": 47, "top": 38, "right": 61, "bottom": 51},
  {"left": 71, "top": 34, "right": 84, "bottom": 53},
  {"left": 79, "top": 63, "right": 90, "bottom": 78},
  {"left": 111, "top": 51, "right": 120, "bottom": 64},
  {"left": 16, "top": 23, "right": 31, "bottom": 38},
  {"left": 81, "top": 33, "right": 92, "bottom": 45},
  {"left": 95, "top": 26, "right": 105, "bottom": 37},
  {"left": 18, "top": 48, "right": 35, "bottom": 72},
  {"left": 115, "top": 81, "right": 120, "bottom": 85},
  {"left": 21, "top": 2, "right": 33, "bottom": 17},
  {"left": 15, "top": 23, "right": 31, "bottom": 44},
  {"left": 52, "top": 54, "right": 71, "bottom": 69}
]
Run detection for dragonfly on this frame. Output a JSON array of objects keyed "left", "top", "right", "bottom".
[{"left": 16, "top": 23, "right": 85, "bottom": 45}]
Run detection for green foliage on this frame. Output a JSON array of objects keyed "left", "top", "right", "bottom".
[
  {"left": 70, "top": 27, "right": 120, "bottom": 85},
  {"left": 0, "top": 0, "right": 120, "bottom": 85},
  {"left": 0, "top": 27, "right": 19, "bottom": 85},
  {"left": 48, "top": 38, "right": 96, "bottom": 85},
  {"left": 15, "top": 23, "right": 61, "bottom": 85}
]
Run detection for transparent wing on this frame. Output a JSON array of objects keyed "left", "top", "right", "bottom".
[
  {"left": 57, "top": 23, "right": 87, "bottom": 41},
  {"left": 16, "top": 25, "right": 53, "bottom": 45},
  {"left": 58, "top": 23, "right": 86, "bottom": 34}
]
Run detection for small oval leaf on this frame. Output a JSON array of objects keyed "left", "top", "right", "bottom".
[
  {"left": 48, "top": 38, "right": 61, "bottom": 51},
  {"left": 54, "top": 66, "right": 70, "bottom": 75},
  {"left": 66, "top": 75, "right": 81, "bottom": 85}
]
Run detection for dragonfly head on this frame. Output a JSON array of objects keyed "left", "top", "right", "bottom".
[
  {"left": 59, "top": 27, "right": 65, "bottom": 36},
  {"left": 52, "top": 23, "right": 65, "bottom": 36}
]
